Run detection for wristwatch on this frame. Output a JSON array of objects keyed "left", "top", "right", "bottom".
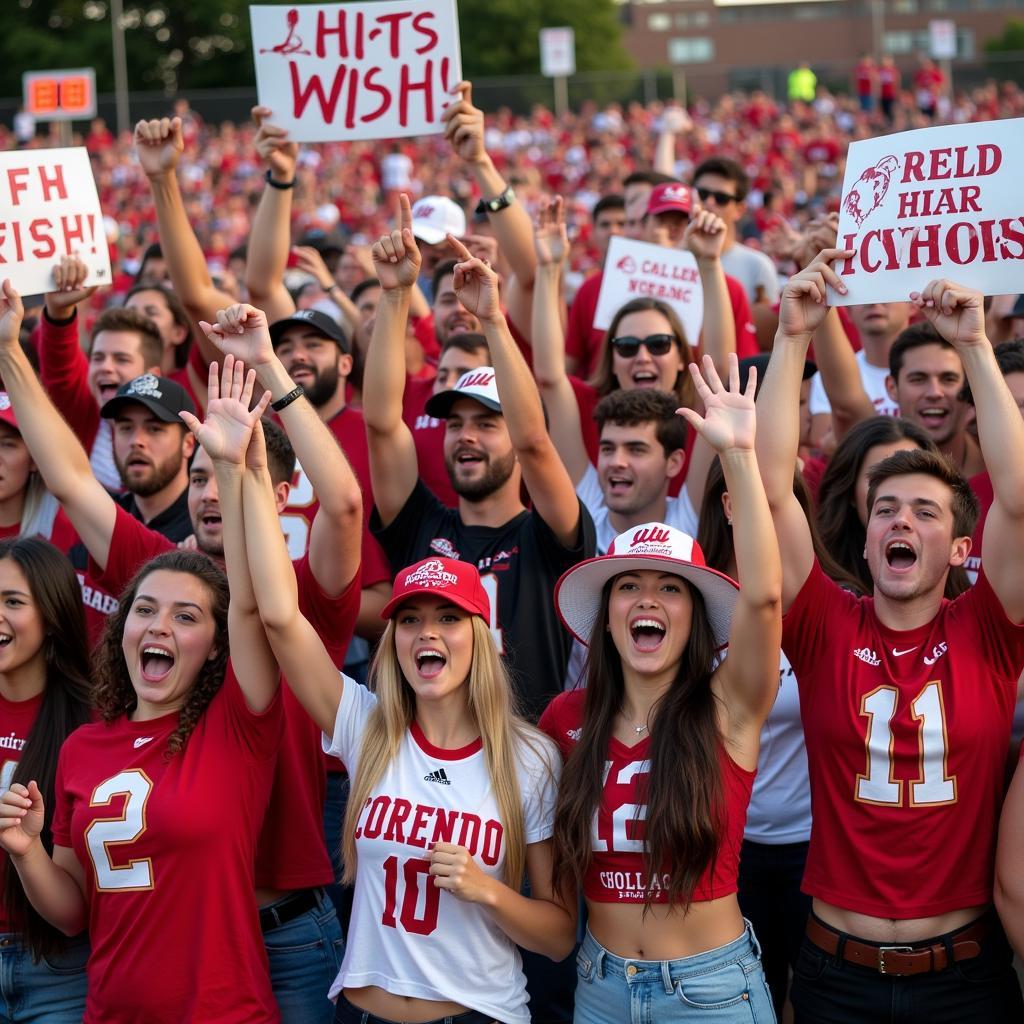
[{"left": 475, "top": 186, "right": 515, "bottom": 215}]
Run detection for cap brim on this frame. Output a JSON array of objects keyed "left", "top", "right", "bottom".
[
  {"left": 413, "top": 224, "right": 447, "bottom": 246},
  {"left": 554, "top": 554, "right": 739, "bottom": 649},
  {"left": 380, "top": 587, "right": 487, "bottom": 621},
  {"left": 648, "top": 203, "right": 690, "bottom": 217},
  {"left": 270, "top": 316, "right": 347, "bottom": 350},
  {"left": 424, "top": 389, "right": 502, "bottom": 419},
  {"left": 100, "top": 395, "right": 182, "bottom": 423}
]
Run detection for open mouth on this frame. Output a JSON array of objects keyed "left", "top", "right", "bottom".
[
  {"left": 141, "top": 645, "right": 175, "bottom": 681},
  {"left": 630, "top": 618, "right": 666, "bottom": 652},
  {"left": 97, "top": 382, "right": 120, "bottom": 401},
  {"left": 885, "top": 540, "right": 917, "bottom": 571},
  {"left": 918, "top": 406, "right": 948, "bottom": 427},
  {"left": 631, "top": 372, "right": 659, "bottom": 388},
  {"left": 606, "top": 475, "right": 633, "bottom": 495},
  {"left": 199, "top": 510, "right": 222, "bottom": 530},
  {"left": 415, "top": 648, "right": 447, "bottom": 678},
  {"left": 455, "top": 450, "right": 484, "bottom": 468},
  {"left": 0, "top": 633, "right": 12, "bottom": 648}
]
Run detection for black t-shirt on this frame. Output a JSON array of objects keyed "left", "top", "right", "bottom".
[{"left": 372, "top": 481, "right": 595, "bottom": 720}]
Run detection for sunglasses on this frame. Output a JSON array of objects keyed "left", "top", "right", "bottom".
[
  {"left": 696, "top": 187, "right": 738, "bottom": 205},
  {"left": 610, "top": 334, "right": 677, "bottom": 358}
]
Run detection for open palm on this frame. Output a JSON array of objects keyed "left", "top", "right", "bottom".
[{"left": 678, "top": 354, "right": 756, "bottom": 453}]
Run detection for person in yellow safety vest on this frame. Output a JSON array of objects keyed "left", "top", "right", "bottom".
[{"left": 788, "top": 61, "right": 817, "bottom": 103}]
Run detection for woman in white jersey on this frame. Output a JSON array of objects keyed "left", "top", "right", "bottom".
[{"left": 238, "top": 428, "right": 574, "bottom": 1023}]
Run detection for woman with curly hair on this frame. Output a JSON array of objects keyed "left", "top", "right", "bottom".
[{"left": 0, "top": 356, "right": 285, "bottom": 1023}]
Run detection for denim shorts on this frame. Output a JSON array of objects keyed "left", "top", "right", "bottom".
[
  {"left": 574, "top": 922, "right": 776, "bottom": 1024},
  {"left": 0, "top": 932, "right": 89, "bottom": 1024}
]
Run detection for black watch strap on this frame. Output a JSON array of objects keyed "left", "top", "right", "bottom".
[{"left": 475, "top": 186, "right": 515, "bottom": 215}]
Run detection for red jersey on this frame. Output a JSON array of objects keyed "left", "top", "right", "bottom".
[
  {"left": 966, "top": 470, "right": 993, "bottom": 585},
  {"left": 0, "top": 509, "right": 78, "bottom": 554},
  {"left": 565, "top": 271, "right": 759, "bottom": 381},
  {"left": 0, "top": 691, "right": 42, "bottom": 933},
  {"left": 87, "top": 506, "right": 356, "bottom": 891},
  {"left": 279, "top": 404, "right": 390, "bottom": 587},
  {"left": 782, "top": 561, "right": 1024, "bottom": 918},
  {"left": 854, "top": 62, "right": 875, "bottom": 97},
  {"left": 539, "top": 690, "right": 754, "bottom": 904},
  {"left": 52, "top": 665, "right": 282, "bottom": 1023},
  {"left": 878, "top": 66, "right": 900, "bottom": 101},
  {"left": 402, "top": 376, "right": 458, "bottom": 508}
]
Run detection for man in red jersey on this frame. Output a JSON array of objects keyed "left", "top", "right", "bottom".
[{"left": 757, "top": 250, "right": 1024, "bottom": 1022}]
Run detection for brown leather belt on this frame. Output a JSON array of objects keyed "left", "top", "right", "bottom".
[{"left": 806, "top": 915, "right": 987, "bottom": 977}]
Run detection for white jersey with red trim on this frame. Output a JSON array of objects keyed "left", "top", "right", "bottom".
[{"left": 322, "top": 678, "right": 559, "bottom": 1023}]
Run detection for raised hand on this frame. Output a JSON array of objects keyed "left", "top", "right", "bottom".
[
  {"left": 533, "top": 196, "right": 569, "bottom": 268},
  {"left": 0, "top": 781, "right": 44, "bottom": 858},
  {"left": 45, "top": 254, "right": 98, "bottom": 320},
  {"left": 448, "top": 235, "right": 502, "bottom": 322},
  {"left": 290, "top": 246, "right": 335, "bottom": 292},
  {"left": 0, "top": 280, "right": 24, "bottom": 350},
  {"left": 462, "top": 233, "right": 499, "bottom": 268},
  {"left": 442, "top": 81, "right": 486, "bottom": 165},
  {"left": 429, "top": 842, "right": 495, "bottom": 904},
  {"left": 370, "top": 193, "right": 421, "bottom": 291},
  {"left": 684, "top": 209, "right": 728, "bottom": 261},
  {"left": 677, "top": 353, "right": 757, "bottom": 453},
  {"left": 198, "top": 303, "right": 275, "bottom": 367},
  {"left": 910, "top": 280, "right": 987, "bottom": 349},
  {"left": 133, "top": 117, "right": 184, "bottom": 178},
  {"left": 252, "top": 106, "right": 298, "bottom": 181},
  {"left": 777, "top": 248, "right": 852, "bottom": 338},
  {"left": 180, "top": 354, "right": 272, "bottom": 466}
]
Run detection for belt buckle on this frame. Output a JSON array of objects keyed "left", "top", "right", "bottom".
[{"left": 877, "top": 945, "right": 915, "bottom": 975}]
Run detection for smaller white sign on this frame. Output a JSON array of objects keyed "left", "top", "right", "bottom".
[
  {"left": 540, "top": 27, "right": 576, "bottom": 78},
  {"left": 0, "top": 148, "right": 110, "bottom": 295},
  {"left": 594, "top": 236, "right": 704, "bottom": 347},
  {"left": 929, "top": 20, "right": 957, "bottom": 60}
]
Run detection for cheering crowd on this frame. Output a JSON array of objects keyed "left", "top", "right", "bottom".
[{"left": 0, "top": 69, "right": 1022, "bottom": 1024}]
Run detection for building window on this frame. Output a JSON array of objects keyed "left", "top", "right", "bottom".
[
  {"left": 648, "top": 12, "right": 672, "bottom": 28},
  {"left": 668, "top": 36, "right": 715, "bottom": 62},
  {"left": 891, "top": 0, "right": 918, "bottom": 13}
]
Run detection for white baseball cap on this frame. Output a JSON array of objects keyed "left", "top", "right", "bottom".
[
  {"left": 411, "top": 196, "right": 467, "bottom": 245},
  {"left": 424, "top": 367, "right": 502, "bottom": 418},
  {"left": 555, "top": 523, "right": 739, "bottom": 648}
]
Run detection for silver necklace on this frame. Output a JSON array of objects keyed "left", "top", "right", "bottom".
[{"left": 633, "top": 722, "right": 648, "bottom": 735}]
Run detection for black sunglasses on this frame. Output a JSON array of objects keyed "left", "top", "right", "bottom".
[
  {"left": 696, "top": 187, "right": 738, "bottom": 205},
  {"left": 610, "top": 333, "right": 677, "bottom": 358}
]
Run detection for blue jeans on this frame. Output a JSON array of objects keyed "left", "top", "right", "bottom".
[
  {"left": 0, "top": 932, "right": 88, "bottom": 1023},
  {"left": 264, "top": 889, "right": 345, "bottom": 1024},
  {"left": 322, "top": 769, "right": 354, "bottom": 934},
  {"left": 574, "top": 923, "right": 776, "bottom": 1023}
]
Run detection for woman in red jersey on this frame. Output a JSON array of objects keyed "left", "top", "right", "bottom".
[
  {"left": 540, "top": 354, "right": 781, "bottom": 1022},
  {"left": 0, "top": 350, "right": 284, "bottom": 1024}
]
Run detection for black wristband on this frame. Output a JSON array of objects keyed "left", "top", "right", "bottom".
[
  {"left": 271, "top": 385, "right": 305, "bottom": 412},
  {"left": 265, "top": 169, "right": 295, "bottom": 190}
]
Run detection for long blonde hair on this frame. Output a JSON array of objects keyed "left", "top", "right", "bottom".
[{"left": 342, "top": 616, "right": 555, "bottom": 888}]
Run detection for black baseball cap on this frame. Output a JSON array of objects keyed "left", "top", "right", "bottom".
[
  {"left": 737, "top": 354, "right": 816, "bottom": 398},
  {"left": 269, "top": 309, "right": 350, "bottom": 353},
  {"left": 1001, "top": 295, "right": 1024, "bottom": 320},
  {"left": 100, "top": 374, "right": 196, "bottom": 422},
  {"left": 297, "top": 229, "right": 347, "bottom": 256}
]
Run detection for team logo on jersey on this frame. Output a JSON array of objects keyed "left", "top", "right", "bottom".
[
  {"left": 566, "top": 728, "right": 582, "bottom": 742},
  {"left": 133, "top": 736, "right": 154, "bottom": 749},
  {"left": 924, "top": 641, "right": 948, "bottom": 666},
  {"left": 404, "top": 559, "right": 459, "bottom": 589},
  {"left": 853, "top": 646, "right": 881, "bottom": 666},
  {"left": 892, "top": 645, "right": 917, "bottom": 657},
  {"left": 429, "top": 537, "right": 460, "bottom": 560},
  {"left": 424, "top": 768, "right": 451, "bottom": 785}
]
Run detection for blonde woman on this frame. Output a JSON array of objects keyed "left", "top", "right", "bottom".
[{"left": 238, "top": 423, "right": 574, "bottom": 1022}]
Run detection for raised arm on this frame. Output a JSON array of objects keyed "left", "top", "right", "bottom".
[
  {"left": 444, "top": 81, "right": 537, "bottom": 336},
  {"left": 684, "top": 209, "right": 735, "bottom": 380},
  {"left": 0, "top": 281, "right": 116, "bottom": 566},
  {"left": 530, "top": 197, "right": 590, "bottom": 485},
  {"left": 244, "top": 107, "right": 299, "bottom": 325},
  {"left": 653, "top": 106, "right": 690, "bottom": 176},
  {"left": 755, "top": 250, "right": 853, "bottom": 609},
  {"left": 912, "top": 281, "right": 1024, "bottom": 621},
  {"left": 681, "top": 356, "right": 781, "bottom": 758},
  {"left": 197, "top": 304, "right": 362, "bottom": 597},
  {"left": 364, "top": 195, "right": 422, "bottom": 526},
  {"left": 180, "top": 354, "right": 278, "bottom": 711},
  {"left": 809, "top": 308, "right": 875, "bottom": 441},
  {"left": 448, "top": 237, "right": 581, "bottom": 546}
]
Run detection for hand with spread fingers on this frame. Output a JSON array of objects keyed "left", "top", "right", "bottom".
[
  {"left": 678, "top": 353, "right": 757, "bottom": 454},
  {"left": 447, "top": 235, "right": 502, "bottom": 323},
  {"left": 910, "top": 280, "right": 988, "bottom": 349},
  {"left": 133, "top": 116, "right": 184, "bottom": 178},
  {"left": 777, "top": 247, "right": 853, "bottom": 339},
  {"left": 371, "top": 194, "right": 422, "bottom": 291}
]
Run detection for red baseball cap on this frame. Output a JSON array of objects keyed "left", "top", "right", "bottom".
[
  {"left": 0, "top": 393, "right": 20, "bottom": 434},
  {"left": 380, "top": 557, "right": 491, "bottom": 621},
  {"left": 647, "top": 182, "right": 693, "bottom": 217}
]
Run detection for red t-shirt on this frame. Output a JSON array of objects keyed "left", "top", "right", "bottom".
[
  {"left": 539, "top": 689, "right": 754, "bottom": 904},
  {"left": 855, "top": 62, "right": 875, "bottom": 97},
  {"left": 565, "top": 271, "right": 759, "bottom": 381},
  {"left": 0, "top": 509, "right": 78, "bottom": 554},
  {"left": 966, "top": 470, "right": 993, "bottom": 585},
  {"left": 87, "top": 506, "right": 356, "bottom": 891},
  {"left": 782, "top": 560, "right": 1024, "bottom": 917},
  {"left": 402, "top": 376, "right": 457, "bottom": 508},
  {"left": 52, "top": 665, "right": 282, "bottom": 1023},
  {"left": 879, "top": 67, "right": 900, "bottom": 101},
  {"left": 0, "top": 691, "right": 42, "bottom": 933}
]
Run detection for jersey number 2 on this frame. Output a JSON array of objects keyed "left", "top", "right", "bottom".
[
  {"left": 85, "top": 770, "right": 155, "bottom": 891},
  {"left": 381, "top": 855, "right": 440, "bottom": 935},
  {"left": 856, "top": 682, "right": 956, "bottom": 806}
]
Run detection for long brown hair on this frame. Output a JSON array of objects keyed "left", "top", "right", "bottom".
[
  {"left": 0, "top": 540, "right": 91, "bottom": 959},
  {"left": 93, "top": 551, "right": 229, "bottom": 757},
  {"left": 551, "top": 578, "right": 723, "bottom": 909},
  {"left": 589, "top": 298, "right": 697, "bottom": 410}
]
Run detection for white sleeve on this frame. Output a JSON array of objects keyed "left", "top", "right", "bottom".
[
  {"left": 575, "top": 462, "right": 605, "bottom": 521},
  {"left": 668, "top": 487, "right": 700, "bottom": 538},
  {"left": 808, "top": 371, "right": 832, "bottom": 416},
  {"left": 518, "top": 736, "right": 561, "bottom": 844},
  {"left": 321, "top": 674, "right": 377, "bottom": 768},
  {"left": 756, "top": 255, "right": 781, "bottom": 303}
]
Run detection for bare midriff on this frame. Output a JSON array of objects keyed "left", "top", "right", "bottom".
[
  {"left": 344, "top": 988, "right": 470, "bottom": 1022},
  {"left": 813, "top": 898, "right": 988, "bottom": 943}
]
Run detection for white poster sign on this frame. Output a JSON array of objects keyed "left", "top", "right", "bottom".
[
  {"left": 540, "top": 27, "right": 576, "bottom": 78},
  {"left": 595, "top": 237, "right": 704, "bottom": 345},
  {"left": 0, "top": 148, "right": 110, "bottom": 295},
  {"left": 831, "top": 118, "right": 1024, "bottom": 305},
  {"left": 250, "top": 0, "right": 462, "bottom": 143},
  {"left": 929, "top": 20, "right": 957, "bottom": 60}
]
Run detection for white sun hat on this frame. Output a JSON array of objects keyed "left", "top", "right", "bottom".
[{"left": 555, "top": 522, "right": 739, "bottom": 649}]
